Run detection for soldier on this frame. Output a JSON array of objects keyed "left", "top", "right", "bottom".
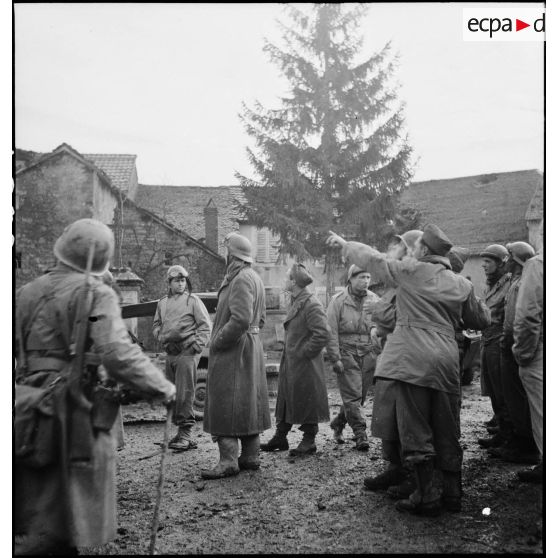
[
  {"left": 327, "top": 224, "right": 490, "bottom": 516},
  {"left": 326, "top": 264, "right": 381, "bottom": 451},
  {"left": 15, "top": 219, "right": 176, "bottom": 555},
  {"left": 261, "top": 264, "right": 330, "bottom": 456},
  {"left": 477, "top": 244, "right": 513, "bottom": 450},
  {"left": 152, "top": 265, "right": 212, "bottom": 451},
  {"left": 513, "top": 246, "right": 543, "bottom": 483},
  {"left": 486, "top": 242, "right": 539, "bottom": 464},
  {"left": 202, "top": 233, "right": 271, "bottom": 479}
]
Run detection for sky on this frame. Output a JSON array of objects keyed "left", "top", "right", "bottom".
[{"left": 14, "top": 2, "right": 544, "bottom": 186}]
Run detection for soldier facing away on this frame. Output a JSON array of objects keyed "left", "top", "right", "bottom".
[
  {"left": 152, "top": 264, "right": 212, "bottom": 451},
  {"left": 15, "top": 219, "right": 176, "bottom": 555}
]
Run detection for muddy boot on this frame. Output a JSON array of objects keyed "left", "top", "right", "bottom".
[
  {"left": 478, "top": 432, "right": 507, "bottom": 449},
  {"left": 238, "top": 435, "right": 260, "bottom": 470},
  {"left": 441, "top": 470, "right": 462, "bottom": 512},
  {"left": 354, "top": 431, "right": 370, "bottom": 452},
  {"left": 364, "top": 464, "right": 407, "bottom": 491},
  {"left": 260, "top": 429, "right": 289, "bottom": 452},
  {"left": 330, "top": 414, "right": 347, "bottom": 444},
  {"left": 387, "top": 472, "right": 417, "bottom": 500},
  {"left": 201, "top": 437, "right": 240, "bottom": 479},
  {"left": 395, "top": 460, "right": 442, "bottom": 517},
  {"left": 516, "top": 462, "right": 543, "bottom": 483},
  {"left": 169, "top": 426, "right": 198, "bottom": 451},
  {"left": 289, "top": 433, "right": 317, "bottom": 456}
]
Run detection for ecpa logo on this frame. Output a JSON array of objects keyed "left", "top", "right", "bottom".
[{"left": 463, "top": 8, "right": 545, "bottom": 41}]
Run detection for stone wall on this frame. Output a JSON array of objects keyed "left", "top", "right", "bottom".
[{"left": 15, "top": 152, "right": 115, "bottom": 288}]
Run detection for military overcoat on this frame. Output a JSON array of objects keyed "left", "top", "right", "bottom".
[
  {"left": 203, "top": 264, "right": 271, "bottom": 436},
  {"left": 342, "top": 243, "right": 491, "bottom": 395},
  {"left": 275, "top": 289, "right": 330, "bottom": 425},
  {"left": 15, "top": 266, "right": 174, "bottom": 551}
]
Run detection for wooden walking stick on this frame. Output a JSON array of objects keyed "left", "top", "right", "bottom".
[{"left": 148, "top": 406, "right": 173, "bottom": 555}]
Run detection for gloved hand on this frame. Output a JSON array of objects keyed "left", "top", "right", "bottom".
[{"left": 333, "top": 360, "right": 344, "bottom": 374}]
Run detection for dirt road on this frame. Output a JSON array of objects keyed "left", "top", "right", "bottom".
[{"left": 83, "top": 373, "right": 543, "bottom": 555}]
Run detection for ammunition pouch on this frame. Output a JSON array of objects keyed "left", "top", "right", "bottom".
[
  {"left": 15, "top": 377, "right": 67, "bottom": 469},
  {"left": 91, "top": 385, "right": 121, "bottom": 432}
]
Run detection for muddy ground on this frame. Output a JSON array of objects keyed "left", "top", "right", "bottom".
[{"left": 83, "top": 369, "right": 543, "bottom": 555}]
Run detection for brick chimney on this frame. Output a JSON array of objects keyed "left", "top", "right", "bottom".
[{"left": 204, "top": 198, "right": 219, "bottom": 252}]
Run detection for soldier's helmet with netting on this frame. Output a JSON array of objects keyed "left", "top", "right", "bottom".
[{"left": 53, "top": 218, "right": 114, "bottom": 276}]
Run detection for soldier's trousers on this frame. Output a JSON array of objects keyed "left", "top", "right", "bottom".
[
  {"left": 371, "top": 379, "right": 462, "bottom": 472},
  {"left": 165, "top": 350, "right": 200, "bottom": 429},
  {"left": 500, "top": 344, "right": 537, "bottom": 449},
  {"left": 333, "top": 351, "right": 375, "bottom": 435},
  {"left": 481, "top": 337, "right": 512, "bottom": 433},
  {"left": 519, "top": 343, "right": 544, "bottom": 455}
]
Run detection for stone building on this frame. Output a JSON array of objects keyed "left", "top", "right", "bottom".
[
  {"left": 14, "top": 143, "right": 226, "bottom": 297},
  {"left": 399, "top": 169, "right": 543, "bottom": 293}
]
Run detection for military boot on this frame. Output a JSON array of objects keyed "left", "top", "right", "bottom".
[
  {"left": 387, "top": 473, "right": 417, "bottom": 500},
  {"left": 441, "top": 470, "right": 462, "bottom": 512},
  {"left": 330, "top": 414, "right": 347, "bottom": 444},
  {"left": 363, "top": 464, "right": 407, "bottom": 491},
  {"left": 478, "top": 432, "right": 507, "bottom": 449},
  {"left": 395, "top": 460, "right": 442, "bottom": 517},
  {"left": 201, "top": 437, "right": 240, "bottom": 480},
  {"left": 260, "top": 430, "right": 289, "bottom": 452},
  {"left": 289, "top": 433, "right": 317, "bottom": 456},
  {"left": 354, "top": 431, "right": 370, "bottom": 452},
  {"left": 169, "top": 426, "right": 198, "bottom": 451},
  {"left": 238, "top": 435, "right": 260, "bottom": 471}
]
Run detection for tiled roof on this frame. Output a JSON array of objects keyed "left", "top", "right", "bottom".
[
  {"left": 84, "top": 153, "right": 137, "bottom": 193},
  {"left": 134, "top": 185, "right": 243, "bottom": 255},
  {"left": 399, "top": 169, "right": 541, "bottom": 253},
  {"left": 525, "top": 175, "right": 543, "bottom": 221}
]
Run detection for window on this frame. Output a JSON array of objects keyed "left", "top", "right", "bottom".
[
  {"left": 256, "top": 228, "right": 279, "bottom": 264},
  {"left": 164, "top": 251, "right": 173, "bottom": 265}
]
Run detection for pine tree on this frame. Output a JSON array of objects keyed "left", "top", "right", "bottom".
[{"left": 237, "top": 3, "right": 416, "bottom": 267}]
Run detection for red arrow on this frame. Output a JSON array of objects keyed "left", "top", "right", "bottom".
[{"left": 516, "top": 19, "right": 530, "bottom": 31}]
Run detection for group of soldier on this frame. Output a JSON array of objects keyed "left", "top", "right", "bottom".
[{"left": 14, "top": 216, "right": 544, "bottom": 554}]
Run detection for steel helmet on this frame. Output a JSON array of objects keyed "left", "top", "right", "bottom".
[
  {"left": 480, "top": 244, "right": 509, "bottom": 263},
  {"left": 167, "top": 265, "right": 189, "bottom": 281},
  {"left": 53, "top": 218, "right": 114, "bottom": 276},
  {"left": 506, "top": 241, "right": 535, "bottom": 266},
  {"left": 347, "top": 264, "right": 368, "bottom": 283},
  {"left": 224, "top": 232, "right": 253, "bottom": 263},
  {"left": 395, "top": 230, "right": 422, "bottom": 253}
]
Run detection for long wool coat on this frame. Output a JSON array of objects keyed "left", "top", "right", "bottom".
[
  {"left": 342, "top": 242, "right": 491, "bottom": 396},
  {"left": 275, "top": 289, "right": 330, "bottom": 425},
  {"left": 203, "top": 264, "right": 271, "bottom": 436},
  {"left": 15, "top": 267, "right": 174, "bottom": 550}
]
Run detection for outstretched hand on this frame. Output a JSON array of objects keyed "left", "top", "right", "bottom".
[{"left": 326, "top": 231, "right": 347, "bottom": 249}]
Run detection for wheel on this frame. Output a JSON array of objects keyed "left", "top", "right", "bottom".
[{"left": 193, "top": 369, "right": 207, "bottom": 420}]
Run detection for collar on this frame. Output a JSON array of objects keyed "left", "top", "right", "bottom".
[
  {"left": 418, "top": 255, "right": 452, "bottom": 270},
  {"left": 285, "top": 288, "right": 312, "bottom": 322}
]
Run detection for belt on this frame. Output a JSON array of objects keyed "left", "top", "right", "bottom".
[
  {"left": 248, "top": 326, "right": 260, "bottom": 334},
  {"left": 339, "top": 333, "right": 370, "bottom": 344},
  {"left": 396, "top": 317, "right": 455, "bottom": 339}
]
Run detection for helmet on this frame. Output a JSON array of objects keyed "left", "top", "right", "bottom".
[
  {"left": 224, "top": 232, "right": 253, "bottom": 263},
  {"left": 167, "top": 265, "right": 189, "bottom": 281},
  {"left": 53, "top": 218, "right": 114, "bottom": 276},
  {"left": 347, "top": 264, "right": 368, "bottom": 283},
  {"left": 506, "top": 241, "right": 535, "bottom": 266},
  {"left": 395, "top": 230, "right": 422, "bottom": 252},
  {"left": 480, "top": 244, "right": 509, "bottom": 263}
]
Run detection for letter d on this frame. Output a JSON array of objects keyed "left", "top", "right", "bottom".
[{"left": 534, "top": 13, "right": 545, "bottom": 32}]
